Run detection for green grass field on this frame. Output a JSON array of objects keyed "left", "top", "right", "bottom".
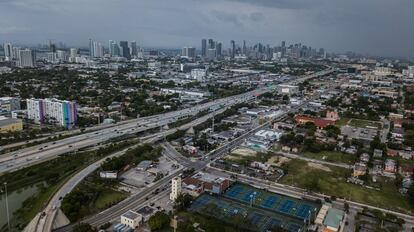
[
  {"left": 95, "top": 189, "right": 127, "bottom": 209},
  {"left": 335, "top": 118, "right": 350, "bottom": 127},
  {"left": 280, "top": 159, "right": 413, "bottom": 213},
  {"left": 348, "top": 119, "right": 382, "bottom": 129},
  {"left": 303, "top": 151, "right": 356, "bottom": 164}
]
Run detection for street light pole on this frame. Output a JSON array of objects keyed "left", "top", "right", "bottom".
[{"left": 4, "top": 182, "right": 10, "bottom": 231}]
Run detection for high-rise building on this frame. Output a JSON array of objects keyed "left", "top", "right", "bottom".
[
  {"left": 208, "top": 39, "right": 215, "bottom": 49},
  {"left": 242, "top": 40, "right": 247, "bottom": 55},
  {"left": 27, "top": 98, "right": 77, "bottom": 129},
  {"left": 216, "top": 42, "right": 222, "bottom": 57},
  {"left": 119, "top": 41, "right": 131, "bottom": 59},
  {"left": 89, "top": 39, "right": 104, "bottom": 58},
  {"left": 49, "top": 41, "right": 56, "bottom": 53},
  {"left": 201, "top": 39, "right": 207, "bottom": 57},
  {"left": 0, "top": 97, "right": 20, "bottom": 116},
  {"left": 69, "top": 48, "right": 79, "bottom": 58},
  {"left": 17, "top": 49, "right": 35, "bottom": 68},
  {"left": 130, "top": 41, "right": 137, "bottom": 57},
  {"left": 89, "top": 39, "right": 94, "bottom": 57},
  {"left": 206, "top": 48, "right": 216, "bottom": 60},
  {"left": 170, "top": 177, "right": 182, "bottom": 201},
  {"left": 230, "top": 40, "right": 235, "bottom": 58},
  {"left": 3, "top": 43, "right": 13, "bottom": 60},
  {"left": 181, "top": 47, "right": 196, "bottom": 58},
  {"left": 109, "top": 40, "right": 121, "bottom": 57},
  {"left": 57, "top": 50, "right": 67, "bottom": 62}
]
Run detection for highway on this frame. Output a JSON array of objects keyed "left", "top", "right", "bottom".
[
  {"left": 0, "top": 91, "right": 252, "bottom": 174},
  {"left": 0, "top": 68, "right": 335, "bottom": 175},
  {"left": 25, "top": 103, "right": 233, "bottom": 232},
  {"left": 21, "top": 68, "right": 336, "bottom": 232}
]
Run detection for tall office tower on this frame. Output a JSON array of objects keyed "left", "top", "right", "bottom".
[
  {"left": 216, "top": 42, "right": 222, "bottom": 57},
  {"left": 242, "top": 40, "right": 246, "bottom": 55},
  {"left": 27, "top": 98, "right": 77, "bottom": 129},
  {"left": 91, "top": 41, "right": 104, "bottom": 58},
  {"left": 89, "top": 39, "right": 94, "bottom": 57},
  {"left": 201, "top": 39, "right": 207, "bottom": 57},
  {"left": 17, "top": 49, "right": 35, "bottom": 68},
  {"left": 3, "top": 43, "right": 13, "bottom": 60},
  {"left": 49, "top": 41, "right": 56, "bottom": 53},
  {"left": 181, "top": 47, "right": 196, "bottom": 58},
  {"left": 230, "top": 40, "right": 235, "bottom": 58},
  {"left": 119, "top": 41, "right": 131, "bottom": 59},
  {"left": 108, "top": 40, "right": 115, "bottom": 55},
  {"left": 170, "top": 177, "right": 182, "bottom": 201},
  {"left": 281, "top": 41, "right": 286, "bottom": 57},
  {"left": 109, "top": 40, "right": 121, "bottom": 57},
  {"left": 208, "top": 39, "right": 215, "bottom": 49},
  {"left": 12, "top": 47, "right": 20, "bottom": 61},
  {"left": 130, "top": 41, "right": 137, "bottom": 57}
]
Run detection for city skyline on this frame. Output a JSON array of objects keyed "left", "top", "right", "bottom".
[{"left": 0, "top": 0, "right": 413, "bottom": 58}]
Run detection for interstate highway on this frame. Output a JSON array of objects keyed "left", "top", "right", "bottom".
[{"left": 0, "top": 68, "right": 334, "bottom": 175}]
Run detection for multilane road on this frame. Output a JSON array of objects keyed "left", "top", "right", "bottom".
[{"left": 1, "top": 68, "right": 335, "bottom": 175}]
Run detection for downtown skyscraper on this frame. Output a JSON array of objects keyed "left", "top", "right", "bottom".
[{"left": 89, "top": 39, "right": 104, "bottom": 58}]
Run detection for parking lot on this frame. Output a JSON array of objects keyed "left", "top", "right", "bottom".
[{"left": 341, "top": 125, "right": 378, "bottom": 141}]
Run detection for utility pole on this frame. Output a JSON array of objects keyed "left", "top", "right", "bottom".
[
  {"left": 212, "top": 111, "right": 215, "bottom": 133},
  {"left": 4, "top": 182, "right": 10, "bottom": 231}
]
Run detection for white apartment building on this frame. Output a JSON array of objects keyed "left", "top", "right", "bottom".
[
  {"left": 27, "top": 98, "right": 77, "bottom": 129},
  {"left": 17, "top": 49, "right": 35, "bottom": 68}
]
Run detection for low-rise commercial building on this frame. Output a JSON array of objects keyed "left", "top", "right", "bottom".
[{"left": 0, "top": 116, "right": 23, "bottom": 133}]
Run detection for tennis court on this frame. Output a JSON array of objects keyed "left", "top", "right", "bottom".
[
  {"left": 189, "top": 183, "right": 321, "bottom": 232},
  {"left": 223, "top": 183, "right": 319, "bottom": 220}
]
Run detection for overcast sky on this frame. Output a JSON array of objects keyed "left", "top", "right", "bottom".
[{"left": 0, "top": 0, "right": 413, "bottom": 58}]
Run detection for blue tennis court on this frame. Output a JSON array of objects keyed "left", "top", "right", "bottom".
[
  {"left": 287, "top": 223, "right": 302, "bottom": 232},
  {"left": 295, "top": 204, "right": 312, "bottom": 219},
  {"left": 191, "top": 195, "right": 210, "bottom": 209},
  {"left": 266, "top": 218, "right": 282, "bottom": 230},
  {"left": 242, "top": 191, "right": 258, "bottom": 202},
  {"left": 262, "top": 195, "right": 278, "bottom": 209},
  {"left": 225, "top": 185, "right": 243, "bottom": 198},
  {"left": 279, "top": 199, "right": 294, "bottom": 214},
  {"left": 248, "top": 212, "right": 264, "bottom": 225}
]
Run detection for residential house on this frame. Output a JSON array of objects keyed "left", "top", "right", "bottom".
[
  {"left": 399, "top": 164, "right": 414, "bottom": 177},
  {"left": 353, "top": 163, "right": 367, "bottom": 177},
  {"left": 384, "top": 159, "right": 397, "bottom": 174}
]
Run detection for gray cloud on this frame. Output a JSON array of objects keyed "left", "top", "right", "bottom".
[
  {"left": 0, "top": 0, "right": 413, "bottom": 58},
  {"left": 250, "top": 12, "right": 264, "bottom": 22}
]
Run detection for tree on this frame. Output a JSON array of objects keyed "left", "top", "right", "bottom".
[
  {"left": 73, "top": 223, "right": 97, "bottom": 232},
  {"left": 325, "top": 125, "right": 340, "bottom": 138},
  {"left": 408, "top": 184, "right": 414, "bottom": 205},
  {"left": 344, "top": 202, "right": 349, "bottom": 214},
  {"left": 148, "top": 212, "right": 170, "bottom": 231},
  {"left": 173, "top": 193, "right": 194, "bottom": 211}
]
